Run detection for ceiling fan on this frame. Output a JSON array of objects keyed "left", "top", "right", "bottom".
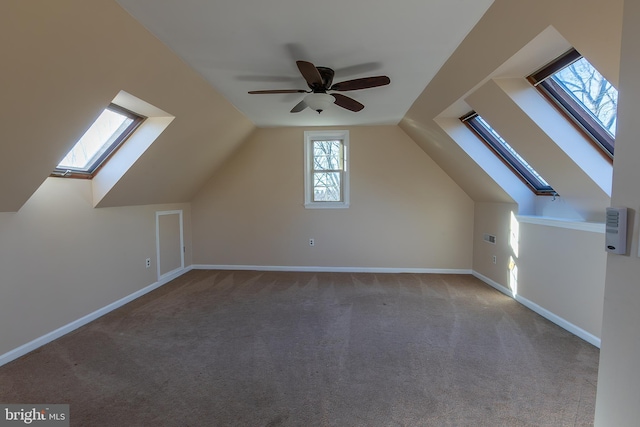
[{"left": 248, "top": 60, "right": 390, "bottom": 113}]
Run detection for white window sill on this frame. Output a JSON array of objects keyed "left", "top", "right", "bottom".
[
  {"left": 304, "top": 202, "right": 350, "bottom": 209},
  {"left": 517, "top": 215, "right": 605, "bottom": 233}
]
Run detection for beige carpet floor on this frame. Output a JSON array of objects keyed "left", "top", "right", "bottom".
[{"left": 0, "top": 270, "right": 599, "bottom": 426}]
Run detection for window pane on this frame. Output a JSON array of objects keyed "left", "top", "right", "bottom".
[
  {"left": 475, "top": 117, "right": 551, "bottom": 187},
  {"left": 304, "top": 130, "right": 349, "bottom": 209},
  {"left": 462, "top": 112, "right": 555, "bottom": 194},
  {"left": 58, "top": 109, "right": 134, "bottom": 171},
  {"left": 313, "top": 140, "right": 342, "bottom": 170},
  {"left": 313, "top": 172, "right": 341, "bottom": 201},
  {"left": 551, "top": 57, "right": 618, "bottom": 137},
  {"left": 530, "top": 49, "right": 617, "bottom": 156}
]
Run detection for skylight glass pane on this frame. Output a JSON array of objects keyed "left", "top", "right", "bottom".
[
  {"left": 551, "top": 57, "right": 618, "bottom": 137},
  {"left": 475, "top": 116, "right": 551, "bottom": 187},
  {"left": 462, "top": 112, "right": 555, "bottom": 194},
  {"left": 58, "top": 108, "right": 134, "bottom": 171}
]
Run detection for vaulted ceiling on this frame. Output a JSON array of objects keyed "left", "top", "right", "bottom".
[
  {"left": 0, "top": 0, "right": 623, "bottom": 219},
  {"left": 115, "top": 0, "right": 494, "bottom": 127}
]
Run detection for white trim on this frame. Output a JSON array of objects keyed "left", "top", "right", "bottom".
[
  {"left": 304, "top": 130, "right": 350, "bottom": 209},
  {"left": 302, "top": 202, "right": 350, "bottom": 209},
  {"left": 472, "top": 271, "right": 514, "bottom": 298},
  {"left": 516, "top": 215, "right": 605, "bottom": 233},
  {"left": 1, "top": 265, "right": 599, "bottom": 367},
  {"left": 515, "top": 293, "right": 601, "bottom": 348},
  {"left": 156, "top": 210, "right": 185, "bottom": 281},
  {"left": 193, "top": 264, "right": 471, "bottom": 274},
  {"left": 0, "top": 266, "right": 192, "bottom": 368},
  {"left": 472, "top": 270, "right": 601, "bottom": 348}
]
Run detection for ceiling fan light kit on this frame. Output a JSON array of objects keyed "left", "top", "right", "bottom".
[
  {"left": 248, "top": 60, "right": 390, "bottom": 114},
  {"left": 304, "top": 93, "right": 335, "bottom": 113}
]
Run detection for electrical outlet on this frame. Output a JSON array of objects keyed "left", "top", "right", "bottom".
[
  {"left": 492, "top": 255, "right": 497, "bottom": 264},
  {"left": 309, "top": 238, "right": 315, "bottom": 247},
  {"left": 145, "top": 258, "right": 151, "bottom": 268}
]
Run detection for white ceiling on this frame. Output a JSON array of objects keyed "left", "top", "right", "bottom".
[{"left": 116, "top": 0, "right": 494, "bottom": 127}]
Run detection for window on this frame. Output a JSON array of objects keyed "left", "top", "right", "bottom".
[
  {"left": 53, "top": 104, "right": 145, "bottom": 178},
  {"left": 461, "top": 112, "right": 555, "bottom": 195},
  {"left": 304, "top": 130, "right": 349, "bottom": 208},
  {"left": 529, "top": 49, "right": 617, "bottom": 157}
]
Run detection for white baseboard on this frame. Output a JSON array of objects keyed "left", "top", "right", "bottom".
[
  {"left": 472, "top": 271, "right": 514, "bottom": 298},
  {"left": 192, "top": 264, "right": 472, "bottom": 274},
  {"left": 0, "top": 266, "right": 192, "bottom": 368},
  {"left": 514, "top": 294, "right": 601, "bottom": 348},
  {"left": 2, "top": 266, "right": 597, "bottom": 368},
  {"left": 472, "top": 271, "right": 601, "bottom": 348}
]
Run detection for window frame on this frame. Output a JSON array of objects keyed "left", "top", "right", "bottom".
[
  {"left": 528, "top": 49, "right": 616, "bottom": 159},
  {"left": 52, "top": 103, "right": 145, "bottom": 179},
  {"left": 461, "top": 112, "right": 556, "bottom": 195},
  {"left": 304, "top": 130, "right": 350, "bottom": 209}
]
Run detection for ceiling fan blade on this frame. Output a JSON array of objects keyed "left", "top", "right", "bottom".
[
  {"left": 248, "top": 89, "right": 307, "bottom": 94},
  {"left": 334, "top": 62, "right": 382, "bottom": 78},
  {"left": 296, "top": 60, "right": 323, "bottom": 86},
  {"left": 332, "top": 93, "right": 364, "bottom": 112},
  {"left": 330, "top": 76, "right": 390, "bottom": 91},
  {"left": 290, "top": 100, "right": 307, "bottom": 113}
]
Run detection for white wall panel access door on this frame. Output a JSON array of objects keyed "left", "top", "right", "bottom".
[{"left": 156, "top": 210, "right": 184, "bottom": 280}]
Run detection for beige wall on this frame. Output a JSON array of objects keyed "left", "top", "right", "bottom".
[
  {"left": 516, "top": 222, "right": 606, "bottom": 338},
  {"left": 158, "top": 212, "right": 183, "bottom": 276},
  {"left": 473, "top": 202, "right": 606, "bottom": 338},
  {"left": 473, "top": 202, "right": 518, "bottom": 286},
  {"left": 0, "top": 178, "right": 191, "bottom": 357},
  {"left": 1, "top": 3, "right": 635, "bottom": 421},
  {"left": 0, "top": 0, "right": 254, "bottom": 212},
  {"left": 466, "top": 79, "right": 611, "bottom": 221},
  {"left": 191, "top": 126, "right": 474, "bottom": 269},
  {"left": 595, "top": 0, "right": 640, "bottom": 424},
  {"left": 400, "top": 0, "right": 622, "bottom": 206}
]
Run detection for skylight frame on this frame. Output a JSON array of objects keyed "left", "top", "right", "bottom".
[
  {"left": 528, "top": 49, "right": 616, "bottom": 158},
  {"left": 53, "top": 104, "right": 145, "bottom": 178},
  {"left": 461, "top": 112, "right": 556, "bottom": 195}
]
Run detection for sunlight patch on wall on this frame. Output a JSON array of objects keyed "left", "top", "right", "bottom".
[
  {"left": 510, "top": 211, "right": 520, "bottom": 258},
  {"left": 509, "top": 211, "right": 520, "bottom": 295},
  {"left": 509, "top": 256, "right": 518, "bottom": 296}
]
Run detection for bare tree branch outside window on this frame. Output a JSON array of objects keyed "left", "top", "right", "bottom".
[
  {"left": 312, "top": 140, "right": 343, "bottom": 202},
  {"left": 552, "top": 57, "right": 618, "bottom": 137}
]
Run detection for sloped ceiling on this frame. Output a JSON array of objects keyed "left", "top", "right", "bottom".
[
  {"left": 1, "top": 0, "right": 496, "bottom": 212},
  {"left": 400, "top": 0, "right": 623, "bottom": 210},
  {"left": 115, "top": 0, "right": 494, "bottom": 128},
  {"left": 0, "top": 0, "right": 254, "bottom": 211},
  {"left": 0, "top": 0, "right": 624, "bottom": 213}
]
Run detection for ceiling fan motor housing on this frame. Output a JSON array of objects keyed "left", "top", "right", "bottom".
[{"left": 311, "top": 67, "right": 335, "bottom": 92}]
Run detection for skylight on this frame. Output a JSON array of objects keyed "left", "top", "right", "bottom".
[
  {"left": 551, "top": 58, "right": 617, "bottom": 135},
  {"left": 54, "top": 104, "right": 144, "bottom": 177},
  {"left": 462, "top": 112, "right": 555, "bottom": 195},
  {"left": 529, "top": 49, "right": 617, "bottom": 157}
]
